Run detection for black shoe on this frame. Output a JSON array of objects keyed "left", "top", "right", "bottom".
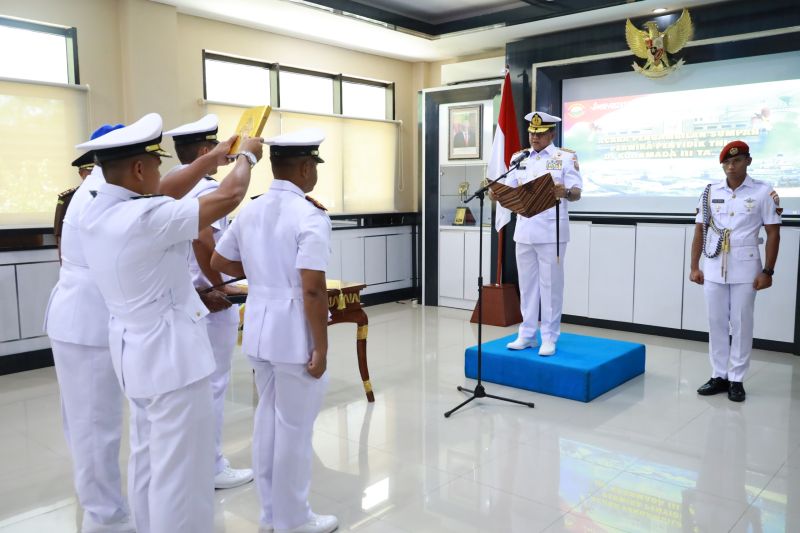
[
  {"left": 728, "top": 381, "right": 746, "bottom": 402},
  {"left": 697, "top": 377, "right": 729, "bottom": 396}
]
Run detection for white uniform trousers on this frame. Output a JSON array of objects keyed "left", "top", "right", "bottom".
[
  {"left": 250, "top": 358, "right": 328, "bottom": 530},
  {"left": 50, "top": 340, "right": 128, "bottom": 526},
  {"left": 205, "top": 318, "right": 239, "bottom": 473},
  {"left": 704, "top": 281, "right": 757, "bottom": 382},
  {"left": 516, "top": 242, "right": 567, "bottom": 343},
  {"left": 127, "top": 377, "right": 215, "bottom": 533}
]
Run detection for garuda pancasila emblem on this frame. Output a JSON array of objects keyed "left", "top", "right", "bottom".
[{"left": 625, "top": 9, "right": 694, "bottom": 78}]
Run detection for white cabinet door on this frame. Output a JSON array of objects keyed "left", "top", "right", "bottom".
[
  {"left": 633, "top": 224, "right": 685, "bottom": 329},
  {"left": 682, "top": 224, "right": 708, "bottom": 332},
  {"left": 563, "top": 221, "right": 590, "bottom": 316},
  {"left": 0, "top": 265, "right": 20, "bottom": 342},
  {"left": 588, "top": 225, "right": 635, "bottom": 322},
  {"left": 754, "top": 227, "right": 798, "bottom": 342},
  {"left": 327, "top": 240, "right": 342, "bottom": 281},
  {"left": 387, "top": 233, "right": 412, "bottom": 282},
  {"left": 364, "top": 236, "right": 387, "bottom": 285},
  {"left": 341, "top": 237, "right": 365, "bottom": 284},
  {"left": 16, "top": 261, "right": 60, "bottom": 339},
  {"left": 463, "top": 230, "right": 491, "bottom": 301},
  {"left": 439, "top": 230, "right": 465, "bottom": 299}
]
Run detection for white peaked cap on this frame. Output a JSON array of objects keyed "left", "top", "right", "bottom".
[{"left": 76, "top": 113, "right": 171, "bottom": 162}]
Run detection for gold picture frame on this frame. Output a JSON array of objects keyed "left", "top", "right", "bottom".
[{"left": 448, "top": 104, "right": 482, "bottom": 160}]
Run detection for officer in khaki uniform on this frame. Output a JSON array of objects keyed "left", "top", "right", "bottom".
[
  {"left": 164, "top": 114, "right": 253, "bottom": 490},
  {"left": 212, "top": 129, "right": 338, "bottom": 533},
  {"left": 690, "top": 140, "right": 781, "bottom": 402},
  {"left": 45, "top": 125, "right": 134, "bottom": 533},
  {"left": 500, "top": 111, "right": 583, "bottom": 356},
  {"left": 77, "top": 113, "right": 263, "bottom": 533}
]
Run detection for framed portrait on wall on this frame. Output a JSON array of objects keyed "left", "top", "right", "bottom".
[{"left": 448, "top": 104, "right": 482, "bottom": 160}]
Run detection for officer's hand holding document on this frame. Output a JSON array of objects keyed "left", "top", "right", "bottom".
[{"left": 197, "top": 135, "right": 264, "bottom": 230}]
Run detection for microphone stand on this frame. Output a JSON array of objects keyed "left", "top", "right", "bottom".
[{"left": 444, "top": 155, "right": 536, "bottom": 418}]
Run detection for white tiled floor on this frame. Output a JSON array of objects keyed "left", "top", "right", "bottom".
[{"left": 1, "top": 302, "right": 799, "bottom": 532}]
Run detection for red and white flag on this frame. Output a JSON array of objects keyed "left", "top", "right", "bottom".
[{"left": 489, "top": 71, "right": 521, "bottom": 232}]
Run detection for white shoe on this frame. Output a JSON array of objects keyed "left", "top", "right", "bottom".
[
  {"left": 82, "top": 514, "right": 135, "bottom": 533},
  {"left": 539, "top": 341, "right": 556, "bottom": 356},
  {"left": 506, "top": 336, "right": 539, "bottom": 350},
  {"left": 214, "top": 461, "right": 254, "bottom": 489},
  {"left": 276, "top": 513, "right": 339, "bottom": 533}
]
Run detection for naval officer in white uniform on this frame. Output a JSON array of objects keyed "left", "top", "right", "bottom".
[
  {"left": 164, "top": 114, "right": 253, "bottom": 489},
  {"left": 211, "top": 129, "right": 338, "bottom": 533},
  {"left": 500, "top": 111, "right": 583, "bottom": 356},
  {"left": 77, "top": 113, "right": 263, "bottom": 533},
  {"left": 690, "top": 140, "right": 781, "bottom": 402},
  {"left": 46, "top": 124, "right": 135, "bottom": 533}
]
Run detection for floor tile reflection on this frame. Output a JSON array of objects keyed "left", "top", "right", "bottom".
[{"left": 0, "top": 302, "right": 798, "bottom": 532}]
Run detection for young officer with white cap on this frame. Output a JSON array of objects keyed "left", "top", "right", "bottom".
[
  {"left": 211, "top": 129, "right": 337, "bottom": 533},
  {"left": 498, "top": 111, "right": 583, "bottom": 356},
  {"left": 164, "top": 114, "right": 254, "bottom": 489},
  {"left": 47, "top": 120, "right": 235, "bottom": 532},
  {"left": 77, "top": 112, "right": 263, "bottom": 533},
  {"left": 46, "top": 124, "right": 134, "bottom": 533},
  {"left": 690, "top": 140, "right": 781, "bottom": 402}
]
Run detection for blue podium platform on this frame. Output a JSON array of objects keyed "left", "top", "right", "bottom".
[{"left": 464, "top": 333, "right": 646, "bottom": 402}]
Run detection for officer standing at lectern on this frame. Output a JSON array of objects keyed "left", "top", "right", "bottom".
[{"left": 498, "top": 111, "right": 583, "bottom": 356}]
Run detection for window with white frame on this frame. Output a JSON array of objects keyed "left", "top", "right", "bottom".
[
  {"left": 278, "top": 69, "right": 334, "bottom": 115},
  {"left": 0, "top": 17, "right": 85, "bottom": 228},
  {"left": 0, "top": 16, "right": 78, "bottom": 85},
  {"left": 202, "top": 53, "right": 400, "bottom": 215},
  {"left": 203, "top": 54, "right": 270, "bottom": 106},
  {"left": 342, "top": 81, "right": 388, "bottom": 120}
]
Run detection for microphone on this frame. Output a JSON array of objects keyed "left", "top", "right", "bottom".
[{"left": 510, "top": 149, "right": 530, "bottom": 167}]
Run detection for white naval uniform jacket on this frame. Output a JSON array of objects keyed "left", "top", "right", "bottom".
[
  {"left": 44, "top": 166, "right": 111, "bottom": 346},
  {"left": 175, "top": 166, "right": 239, "bottom": 325},
  {"left": 504, "top": 143, "right": 583, "bottom": 244},
  {"left": 80, "top": 183, "right": 214, "bottom": 398},
  {"left": 695, "top": 174, "right": 781, "bottom": 285},
  {"left": 215, "top": 179, "right": 331, "bottom": 364}
]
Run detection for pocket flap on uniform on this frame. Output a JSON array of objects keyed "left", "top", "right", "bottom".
[{"left": 732, "top": 247, "right": 759, "bottom": 261}]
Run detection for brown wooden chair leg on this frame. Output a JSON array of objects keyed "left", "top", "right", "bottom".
[{"left": 356, "top": 312, "right": 374, "bottom": 402}]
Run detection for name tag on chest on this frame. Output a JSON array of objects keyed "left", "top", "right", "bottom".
[
  {"left": 546, "top": 159, "right": 563, "bottom": 171},
  {"left": 712, "top": 199, "right": 724, "bottom": 204}
]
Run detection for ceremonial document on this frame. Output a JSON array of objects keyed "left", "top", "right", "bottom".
[
  {"left": 229, "top": 105, "right": 271, "bottom": 154},
  {"left": 489, "top": 172, "right": 558, "bottom": 217}
]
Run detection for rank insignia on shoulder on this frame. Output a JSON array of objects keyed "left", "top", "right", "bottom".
[
  {"left": 561, "top": 147, "right": 576, "bottom": 154},
  {"left": 131, "top": 194, "right": 165, "bottom": 200},
  {"left": 305, "top": 195, "right": 327, "bottom": 211},
  {"left": 57, "top": 187, "right": 78, "bottom": 202}
]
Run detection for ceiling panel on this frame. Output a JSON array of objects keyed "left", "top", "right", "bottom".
[
  {"left": 305, "top": 0, "right": 639, "bottom": 36},
  {"left": 349, "top": 0, "right": 527, "bottom": 25}
]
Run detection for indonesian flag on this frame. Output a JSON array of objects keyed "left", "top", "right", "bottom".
[{"left": 490, "top": 71, "right": 521, "bottom": 231}]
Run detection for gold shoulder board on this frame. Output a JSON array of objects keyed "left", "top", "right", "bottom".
[
  {"left": 57, "top": 186, "right": 79, "bottom": 203},
  {"left": 54, "top": 187, "right": 79, "bottom": 238},
  {"left": 305, "top": 195, "right": 328, "bottom": 211}
]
